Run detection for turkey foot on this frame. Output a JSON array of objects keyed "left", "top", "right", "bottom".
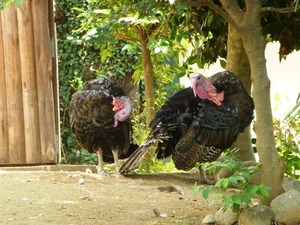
[
  {"left": 97, "top": 168, "right": 110, "bottom": 176},
  {"left": 199, "top": 167, "right": 220, "bottom": 185},
  {"left": 112, "top": 150, "right": 120, "bottom": 175},
  {"left": 96, "top": 149, "right": 110, "bottom": 176}
]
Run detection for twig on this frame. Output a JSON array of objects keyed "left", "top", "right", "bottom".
[
  {"left": 261, "top": 6, "right": 300, "bottom": 14},
  {"left": 77, "top": 187, "right": 94, "bottom": 197}
]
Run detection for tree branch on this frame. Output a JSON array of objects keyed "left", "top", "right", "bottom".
[
  {"left": 219, "top": 0, "right": 243, "bottom": 22},
  {"left": 243, "top": 0, "right": 261, "bottom": 25},
  {"left": 186, "top": 0, "right": 241, "bottom": 31},
  {"left": 261, "top": 6, "right": 300, "bottom": 14},
  {"left": 114, "top": 33, "right": 139, "bottom": 42}
]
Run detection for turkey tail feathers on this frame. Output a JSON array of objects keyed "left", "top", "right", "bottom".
[
  {"left": 119, "top": 138, "right": 157, "bottom": 174},
  {"left": 173, "top": 140, "right": 223, "bottom": 171}
]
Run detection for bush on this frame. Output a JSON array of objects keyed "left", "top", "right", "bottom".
[
  {"left": 274, "top": 116, "right": 300, "bottom": 179},
  {"left": 196, "top": 151, "right": 270, "bottom": 213}
]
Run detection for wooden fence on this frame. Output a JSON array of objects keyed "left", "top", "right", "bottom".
[{"left": 0, "top": 0, "right": 59, "bottom": 165}]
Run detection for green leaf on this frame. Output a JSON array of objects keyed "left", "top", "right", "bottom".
[
  {"left": 223, "top": 195, "right": 231, "bottom": 207},
  {"left": 15, "top": 0, "right": 23, "bottom": 7},
  {"left": 232, "top": 203, "right": 241, "bottom": 213},
  {"left": 257, "top": 185, "right": 270, "bottom": 197},
  {"left": 214, "top": 178, "right": 223, "bottom": 188},
  {"left": 219, "top": 59, "right": 226, "bottom": 68},
  {"left": 222, "top": 178, "right": 229, "bottom": 188},
  {"left": 72, "top": 7, "right": 85, "bottom": 13},
  {"left": 231, "top": 195, "right": 242, "bottom": 205},
  {"left": 193, "top": 183, "right": 200, "bottom": 195},
  {"left": 202, "top": 187, "right": 212, "bottom": 199},
  {"left": 245, "top": 185, "right": 258, "bottom": 196},
  {"left": 1, "top": 0, "right": 13, "bottom": 9},
  {"left": 241, "top": 195, "right": 252, "bottom": 205},
  {"left": 213, "top": 193, "right": 224, "bottom": 199},
  {"left": 228, "top": 176, "right": 241, "bottom": 184}
]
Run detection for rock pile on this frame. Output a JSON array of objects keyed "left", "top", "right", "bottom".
[{"left": 202, "top": 177, "right": 300, "bottom": 225}]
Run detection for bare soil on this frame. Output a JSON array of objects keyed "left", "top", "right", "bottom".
[{"left": 0, "top": 167, "right": 219, "bottom": 225}]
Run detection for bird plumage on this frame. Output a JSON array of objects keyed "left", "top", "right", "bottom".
[
  {"left": 69, "top": 77, "right": 138, "bottom": 174},
  {"left": 119, "top": 71, "right": 254, "bottom": 178}
]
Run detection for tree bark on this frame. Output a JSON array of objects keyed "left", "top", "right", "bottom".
[
  {"left": 137, "top": 26, "right": 156, "bottom": 170},
  {"left": 237, "top": 2, "right": 285, "bottom": 205},
  {"left": 138, "top": 27, "right": 155, "bottom": 126},
  {"left": 226, "top": 24, "right": 255, "bottom": 162},
  {"left": 196, "top": 0, "right": 286, "bottom": 205}
]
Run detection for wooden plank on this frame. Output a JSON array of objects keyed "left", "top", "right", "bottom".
[
  {"left": 48, "top": 0, "right": 61, "bottom": 160},
  {"left": 32, "top": 0, "right": 57, "bottom": 163},
  {"left": 17, "top": 1, "right": 42, "bottom": 163},
  {"left": 0, "top": 13, "right": 9, "bottom": 163},
  {"left": 1, "top": 5, "right": 26, "bottom": 164}
]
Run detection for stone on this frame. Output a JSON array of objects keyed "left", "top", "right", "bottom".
[
  {"left": 78, "top": 178, "right": 85, "bottom": 184},
  {"left": 270, "top": 189, "right": 300, "bottom": 225},
  {"left": 202, "top": 214, "right": 216, "bottom": 224},
  {"left": 282, "top": 177, "right": 300, "bottom": 192},
  {"left": 215, "top": 207, "right": 238, "bottom": 225},
  {"left": 238, "top": 205, "right": 274, "bottom": 225}
]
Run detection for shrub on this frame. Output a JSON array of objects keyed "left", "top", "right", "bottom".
[{"left": 196, "top": 151, "right": 270, "bottom": 213}]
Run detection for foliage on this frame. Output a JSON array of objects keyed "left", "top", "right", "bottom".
[
  {"left": 57, "top": 0, "right": 188, "bottom": 167},
  {"left": 187, "top": 0, "right": 300, "bottom": 65},
  {"left": 137, "top": 157, "right": 178, "bottom": 174},
  {"left": 57, "top": 0, "right": 300, "bottom": 174},
  {"left": 56, "top": 0, "right": 94, "bottom": 164},
  {"left": 261, "top": 0, "right": 300, "bottom": 60},
  {"left": 74, "top": 0, "right": 192, "bottom": 101},
  {"left": 0, "top": 0, "right": 23, "bottom": 10},
  {"left": 284, "top": 93, "right": 300, "bottom": 123},
  {"left": 186, "top": 7, "right": 228, "bottom": 68},
  {"left": 274, "top": 107, "right": 300, "bottom": 179},
  {"left": 195, "top": 151, "right": 270, "bottom": 213},
  {"left": 56, "top": 0, "right": 140, "bottom": 164},
  {"left": 68, "top": 0, "right": 194, "bottom": 169}
]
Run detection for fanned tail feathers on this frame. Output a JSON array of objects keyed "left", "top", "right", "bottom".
[{"left": 119, "top": 138, "right": 157, "bottom": 174}]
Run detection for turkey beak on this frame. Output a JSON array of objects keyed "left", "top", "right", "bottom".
[
  {"left": 190, "top": 77, "right": 197, "bottom": 97},
  {"left": 192, "top": 85, "right": 197, "bottom": 97}
]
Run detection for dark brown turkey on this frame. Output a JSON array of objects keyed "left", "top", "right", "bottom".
[
  {"left": 69, "top": 77, "right": 138, "bottom": 174},
  {"left": 119, "top": 71, "right": 254, "bottom": 183}
]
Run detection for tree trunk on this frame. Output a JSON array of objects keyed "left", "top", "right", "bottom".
[
  {"left": 192, "top": 0, "right": 286, "bottom": 206},
  {"left": 238, "top": 5, "right": 285, "bottom": 205},
  {"left": 226, "top": 24, "right": 255, "bottom": 162},
  {"left": 137, "top": 26, "right": 156, "bottom": 170},
  {"left": 138, "top": 27, "right": 155, "bottom": 126}
]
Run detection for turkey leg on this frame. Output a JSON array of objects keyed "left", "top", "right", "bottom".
[
  {"left": 199, "top": 166, "right": 220, "bottom": 185},
  {"left": 96, "top": 148, "right": 107, "bottom": 175},
  {"left": 112, "top": 149, "right": 120, "bottom": 174}
]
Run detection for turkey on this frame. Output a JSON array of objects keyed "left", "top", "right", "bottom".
[
  {"left": 69, "top": 77, "right": 138, "bottom": 174},
  {"left": 119, "top": 71, "right": 254, "bottom": 183}
]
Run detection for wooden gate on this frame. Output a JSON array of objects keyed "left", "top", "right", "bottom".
[{"left": 0, "top": 0, "right": 59, "bottom": 165}]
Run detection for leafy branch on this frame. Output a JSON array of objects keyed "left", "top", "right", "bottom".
[{"left": 195, "top": 152, "right": 270, "bottom": 213}]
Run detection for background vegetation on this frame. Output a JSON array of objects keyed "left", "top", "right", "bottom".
[
  {"left": 56, "top": 0, "right": 187, "bottom": 166},
  {"left": 1, "top": 0, "right": 299, "bottom": 213},
  {"left": 55, "top": 0, "right": 299, "bottom": 176}
]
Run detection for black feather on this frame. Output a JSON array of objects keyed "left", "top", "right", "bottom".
[
  {"left": 69, "top": 77, "right": 138, "bottom": 169},
  {"left": 120, "top": 71, "right": 254, "bottom": 174}
]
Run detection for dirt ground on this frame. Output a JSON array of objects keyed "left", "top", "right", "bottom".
[{"left": 0, "top": 166, "right": 220, "bottom": 225}]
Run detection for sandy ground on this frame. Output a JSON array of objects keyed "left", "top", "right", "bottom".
[{"left": 0, "top": 167, "right": 220, "bottom": 225}]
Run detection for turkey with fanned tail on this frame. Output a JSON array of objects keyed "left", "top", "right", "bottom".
[
  {"left": 119, "top": 71, "right": 254, "bottom": 183},
  {"left": 69, "top": 77, "right": 138, "bottom": 174}
]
